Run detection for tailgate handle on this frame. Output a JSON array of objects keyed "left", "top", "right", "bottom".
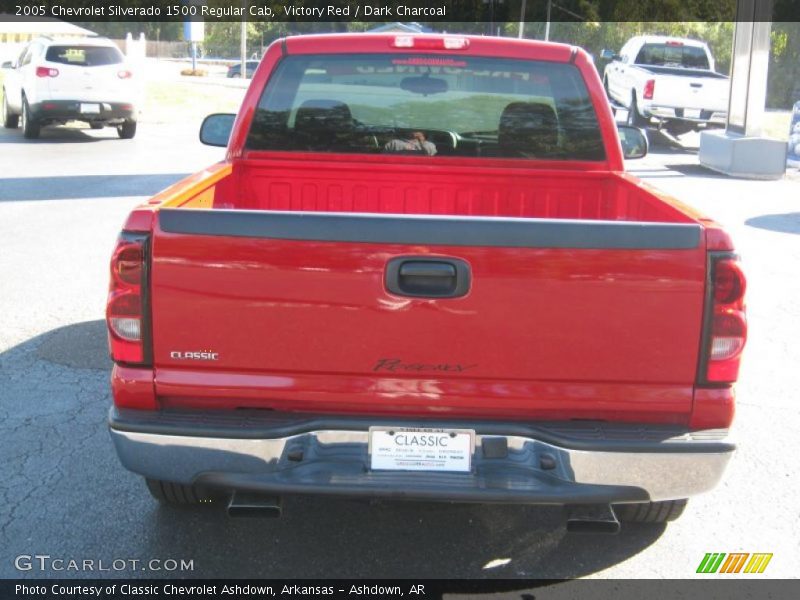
[{"left": 386, "top": 257, "right": 471, "bottom": 298}]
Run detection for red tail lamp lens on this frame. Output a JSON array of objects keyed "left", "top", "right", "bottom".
[
  {"left": 713, "top": 259, "right": 746, "bottom": 305},
  {"left": 643, "top": 79, "right": 655, "bottom": 100},
  {"left": 710, "top": 311, "right": 747, "bottom": 361},
  {"left": 36, "top": 66, "right": 59, "bottom": 77},
  {"left": 107, "top": 233, "right": 149, "bottom": 365},
  {"left": 114, "top": 245, "right": 143, "bottom": 285},
  {"left": 108, "top": 293, "right": 142, "bottom": 341},
  {"left": 702, "top": 255, "right": 747, "bottom": 384}
]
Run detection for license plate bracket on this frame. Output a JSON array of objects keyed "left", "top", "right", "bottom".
[{"left": 369, "top": 427, "right": 475, "bottom": 473}]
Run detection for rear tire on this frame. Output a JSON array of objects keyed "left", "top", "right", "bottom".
[
  {"left": 21, "top": 96, "right": 40, "bottom": 139},
  {"left": 2, "top": 90, "right": 19, "bottom": 128},
  {"left": 145, "top": 478, "right": 219, "bottom": 506},
  {"left": 117, "top": 119, "right": 136, "bottom": 139},
  {"left": 626, "top": 93, "right": 647, "bottom": 128},
  {"left": 613, "top": 499, "right": 687, "bottom": 523}
]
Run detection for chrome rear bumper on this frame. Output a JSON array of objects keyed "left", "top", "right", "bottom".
[
  {"left": 644, "top": 104, "right": 727, "bottom": 124},
  {"left": 109, "top": 408, "right": 734, "bottom": 504}
]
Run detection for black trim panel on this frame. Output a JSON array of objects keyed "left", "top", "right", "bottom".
[
  {"left": 109, "top": 408, "right": 734, "bottom": 454},
  {"left": 158, "top": 208, "right": 702, "bottom": 250},
  {"left": 30, "top": 100, "right": 134, "bottom": 122},
  {"left": 194, "top": 471, "right": 648, "bottom": 505}
]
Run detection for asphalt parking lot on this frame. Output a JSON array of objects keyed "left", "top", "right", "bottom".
[{"left": 0, "top": 119, "right": 798, "bottom": 581}]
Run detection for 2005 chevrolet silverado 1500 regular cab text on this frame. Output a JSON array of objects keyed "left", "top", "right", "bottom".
[{"left": 106, "top": 34, "right": 746, "bottom": 531}]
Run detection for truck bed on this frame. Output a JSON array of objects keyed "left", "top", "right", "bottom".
[
  {"left": 164, "top": 158, "right": 699, "bottom": 224},
  {"left": 142, "top": 159, "right": 708, "bottom": 424},
  {"left": 172, "top": 155, "right": 695, "bottom": 223}
]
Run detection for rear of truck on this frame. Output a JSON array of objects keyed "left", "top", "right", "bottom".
[
  {"left": 632, "top": 40, "right": 729, "bottom": 132},
  {"left": 106, "top": 35, "right": 746, "bottom": 527},
  {"left": 637, "top": 67, "right": 729, "bottom": 129}
]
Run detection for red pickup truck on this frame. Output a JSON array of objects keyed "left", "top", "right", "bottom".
[{"left": 107, "top": 34, "right": 746, "bottom": 531}]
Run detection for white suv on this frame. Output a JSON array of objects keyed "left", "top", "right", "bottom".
[{"left": 1, "top": 37, "right": 141, "bottom": 139}]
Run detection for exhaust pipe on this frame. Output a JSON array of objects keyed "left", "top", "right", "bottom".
[
  {"left": 227, "top": 492, "right": 282, "bottom": 518},
  {"left": 565, "top": 504, "right": 620, "bottom": 534}
]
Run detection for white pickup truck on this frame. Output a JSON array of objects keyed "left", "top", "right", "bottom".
[{"left": 602, "top": 36, "right": 729, "bottom": 136}]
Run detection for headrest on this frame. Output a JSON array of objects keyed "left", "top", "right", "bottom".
[
  {"left": 294, "top": 99, "right": 353, "bottom": 133},
  {"left": 498, "top": 102, "right": 559, "bottom": 157}
]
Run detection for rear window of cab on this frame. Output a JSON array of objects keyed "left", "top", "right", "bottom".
[
  {"left": 45, "top": 45, "right": 123, "bottom": 67},
  {"left": 246, "top": 54, "right": 606, "bottom": 161},
  {"left": 634, "top": 43, "right": 710, "bottom": 69}
]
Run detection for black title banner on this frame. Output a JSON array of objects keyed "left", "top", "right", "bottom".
[{"left": 1, "top": 0, "right": 799, "bottom": 23}]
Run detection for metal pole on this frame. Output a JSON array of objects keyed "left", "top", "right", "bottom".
[
  {"left": 240, "top": 1, "right": 247, "bottom": 77},
  {"left": 698, "top": 0, "right": 785, "bottom": 179},
  {"left": 726, "top": 0, "right": 773, "bottom": 136},
  {"left": 518, "top": 0, "right": 526, "bottom": 38},
  {"left": 545, "top": 0, "right": 551, "bottom": 41}
]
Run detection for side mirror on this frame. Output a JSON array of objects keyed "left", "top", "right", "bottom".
[
  {"left": 1, "top": 61, "right": 14, "bottom": 69},
  {"left": 601, "top": 49, "right": 621, "bottom": 61},
  {"left": 199, "top": 113, "right": 236, "bottom": 147},
  {"left": 617, "top": 124, "right": 648, "bottom": 159}
]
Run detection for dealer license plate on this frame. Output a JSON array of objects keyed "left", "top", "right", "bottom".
[
  {"left": 369, "top": 427, "right": 474, "bottom": 473},
  {"left": 684, "top": 108, "right": 702, "bottom": 119},
  {"left": 80, "top": 103, "right": 101, "bottom": 114}
]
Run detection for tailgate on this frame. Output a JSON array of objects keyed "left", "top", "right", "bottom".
[
  {"left": 651, "top": 73, "right": 729, "bottom": 112},
  {"left": 45, "top": 61, "right": 133, "bottom": 103},
  {"left": 149, "top": 210, "right": 706, "bottom": 420}
]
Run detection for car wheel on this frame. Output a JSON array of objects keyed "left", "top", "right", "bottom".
[
  {"left": 90, "top": 122, "right": 104, "bottom": 130},
  {"left": 145, "top": 478, "right": 220, "bottom": 505},
  {"left": 21, "top": 96, "right": 40, "bottom": 139},
  {"left": 613, "top": 499, "right": 687, "bottom": 523},
  {"left": 627, "top": 93, "right": 647, "bottom": 128},
  {"left": 117, "top": 119, "right": 136, "bottom": 139},
  {"left": 2, "top": 90, "right": 19, "bottom": 128}
]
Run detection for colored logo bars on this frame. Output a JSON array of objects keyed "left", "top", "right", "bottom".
[{"left": 697, "top": 553, "right": 773, "bottom": 574}]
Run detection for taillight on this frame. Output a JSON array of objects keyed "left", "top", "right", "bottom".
[
  {"left": 107, "top": 233, "right": 150, "bottom": 365},
  {"left": 699, "top": 254, "right": 747, "bottom": 384},
  {"left": 117, "top": 70, "right": 133, "bottom": 79},
  {"left": 391, "top": 36, "right": 470, "bottom": 50},
  {"left": 643, "top": 79, "right": 655, "bottom": 100},
  {"left": 36, "top": 66, "right": 59, "bottom": 78}
]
